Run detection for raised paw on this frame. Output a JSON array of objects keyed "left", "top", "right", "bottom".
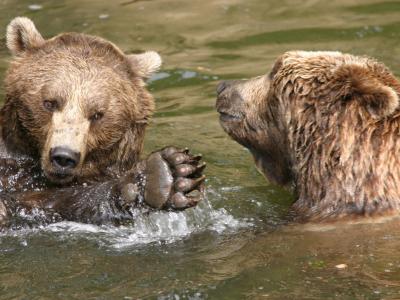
[{"left": 144, "top": 146, "right": 206, "bottom": 210}]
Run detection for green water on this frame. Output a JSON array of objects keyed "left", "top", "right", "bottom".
[{"left": 1, "top": 0, "right": 400, "bottom": 299}]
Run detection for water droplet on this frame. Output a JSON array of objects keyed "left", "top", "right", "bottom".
[
  {"left": 335, "top": 263, "right": 347, "bottom": 269},
  {"left": 98, "top": 14, "right": 109, "bottom": 20},
  {"left": 28, "top": 4, "right": 43, "bottom": 11}
]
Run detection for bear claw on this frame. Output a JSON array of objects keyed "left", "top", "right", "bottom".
[
  {"left": 174, "top": 164, "right": 196, "bottom": 177},
  {"left": 170, "top": 192, "right": 201, "bottom": 209},
  {"left": 174, "top": 162, "right": 206, "bottom": 177},
  {"left": 165, "top": 152, "right": 190, "bottom": 165},
  {"left": 144, "top": 146, "right": 206, "bottom": 210},
  {"left": 174, "top": 176, "right": 206, "bottom": 193}
]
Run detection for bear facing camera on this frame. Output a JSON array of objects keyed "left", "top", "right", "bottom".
[{"left": 0, "top": 17, "right": 206, "bottom": 228}]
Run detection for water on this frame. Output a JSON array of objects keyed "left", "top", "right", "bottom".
[{"left": 1, "top": 0, "right": 400, "bottom": 299}]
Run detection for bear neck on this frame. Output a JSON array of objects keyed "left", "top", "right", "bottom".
[{"left": 290, "top": 110, "right": 400, "bottom": 222}]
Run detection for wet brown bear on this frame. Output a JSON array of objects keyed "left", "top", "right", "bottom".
[
  {"left": 0, "top": 17, "right": 205, "bottom": 228},
  {"left": 217, "top": 51, "right": 400, "bottom": 222}
]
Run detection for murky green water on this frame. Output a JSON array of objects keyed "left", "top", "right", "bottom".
[{"left": 1, "top": 0, "right": 400, "bottom": 299}]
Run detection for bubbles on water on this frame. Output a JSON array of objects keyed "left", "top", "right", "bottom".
[{"left": 355, "top": 25, "right": 383, "bottom": 39}]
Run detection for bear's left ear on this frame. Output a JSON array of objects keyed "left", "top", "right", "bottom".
[
  {"left": 336, "top": 64, "right": 399, "bottom": 119},
  {"left": 6, "top": 17, "right": 45, "bottom": 56},
  {"left": 127, "top": 51, "right": 162, "bottom": 79}
]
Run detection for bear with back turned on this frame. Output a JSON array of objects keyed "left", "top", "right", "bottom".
[{"left": 0, "top": 17, "right": 205, "bottom": 228}]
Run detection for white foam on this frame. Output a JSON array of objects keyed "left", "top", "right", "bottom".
[{"left": 36, "top": 199, "right": 250, "bottom": 249}]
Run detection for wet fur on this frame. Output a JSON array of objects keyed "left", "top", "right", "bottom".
[
  {"left": 1, "top": 19, "right": 156, "bottom": 182},
  {"left": 217, "top": 51, "right": 400, "bottom": 222},
  {"left": 0, "top": 18, "right": 206, "bottom": 228}
]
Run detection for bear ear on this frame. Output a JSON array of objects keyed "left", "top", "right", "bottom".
[
  {"left": 6, "top": 17, "right": 45, "bottom": 56},
  {"left": 336, "top": 64, "right": 399, "bottom": 119},
  {"left": 127, "top": 51, "right": 162, "bottom": 79},
  {"left": 361, "top": 85, "right": 399, "bottom": 119}
]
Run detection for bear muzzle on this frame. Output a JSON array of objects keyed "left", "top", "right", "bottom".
[
  {"left": 42, "top": 114, "right": 90, "bottom": 184},
  {"left": 50, "top": 147, "right": 81, "bottom": 170},
  {"left": 45, "top": 146, "right": 82, "bottom": 183},
  {"left": 216, "top": 80, "right": 245, "bottom": 122}
]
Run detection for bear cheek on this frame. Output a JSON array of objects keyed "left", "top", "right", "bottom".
[
  {"left": 87, "top": 121, "right": 125, "bottom": 150},
  {"left": 17, "top": 104, "right": 49, "bottom": 149}
]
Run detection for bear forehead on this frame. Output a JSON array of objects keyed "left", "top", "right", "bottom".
[
  {"left": 280, "top": 50, "right": 374, "bottom": 71},
  {"left": 46, "top": 33, "right": 125, "bottom": 59},
  {"left": 27, "top": 32, "right": 135, "bottom": 79}
]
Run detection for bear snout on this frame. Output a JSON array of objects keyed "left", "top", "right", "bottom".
[
  {"left": 216, "top": 82, "right": 245, "bottom": 122},
  {"left": 216, "top": 80, "right": 230, "bottom": 95},
  {"left": 50, "top": 147, "right": 81, "bottom": 171}
]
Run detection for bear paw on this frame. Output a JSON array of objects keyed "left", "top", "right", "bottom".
[{"left": 144, "top": 146, "right": 206, "bottom": 210}]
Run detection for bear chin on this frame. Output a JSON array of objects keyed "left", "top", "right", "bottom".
[{"left": 44, "top": 170, "right": 75, "bottom": 185}]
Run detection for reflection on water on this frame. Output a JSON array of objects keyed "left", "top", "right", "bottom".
[{"left": 1, "top": 0, "right": 400, "bottom": 299}]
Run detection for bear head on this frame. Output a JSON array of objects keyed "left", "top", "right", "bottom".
[
  {"left": 216, "top": 51, "right": 400, "bottom": 219},
  {"left": 0, "top": 17, "right": 162, "bottom": 184}
]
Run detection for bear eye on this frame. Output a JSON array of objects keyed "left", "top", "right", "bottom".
[
  {"left": 90, "top": 112, "right": 104, "bottom": 122},
  {"left": 43, "top": 99, "right": 59, "bottom": 112}
]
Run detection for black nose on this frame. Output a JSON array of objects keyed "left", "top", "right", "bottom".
[
  {"left": 216, "top": 81, "right": 231, "bottom": 95},
  {"left": 50, "top": 147, "right": 80, "bottom": 169}
]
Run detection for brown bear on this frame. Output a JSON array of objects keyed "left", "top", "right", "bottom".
[
  {"left": 216, "top": 50, "right": 400, "bottom": 222},
  {"left": 0, "top": 17, "right": 205, "bottom": 228}
]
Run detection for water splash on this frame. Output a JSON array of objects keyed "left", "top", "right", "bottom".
[
  {"left": 0, "top": 199, "right": 250, "bottom": 249},
  {"left": 51, "top": 199, "right": 248, "bottom": 248}
]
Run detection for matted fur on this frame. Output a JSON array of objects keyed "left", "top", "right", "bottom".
[{"left": 217, "top": 51, "right": 400, "bottom": 222}]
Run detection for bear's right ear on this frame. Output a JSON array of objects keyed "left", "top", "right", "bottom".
[
  {"left": 6, "top": 17, "right": 45, "bottom": 56},
  {"left": 127, "top": 51, "right": 162, "bottom": 79},
  {"left": 335, "top": 64, "right": 399, "bottom": 119}
]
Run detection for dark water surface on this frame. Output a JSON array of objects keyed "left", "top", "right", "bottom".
[{"left": 1, "top": 0, "right": 400, "bottom": 299}]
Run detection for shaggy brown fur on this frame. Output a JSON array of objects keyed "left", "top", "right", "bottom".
[
  {"left": 1, "top": 17, "right": 159, "bottom": 183},
  {"left": 0, "top": 18, "right": 205, "bottom": 228},
  {"left": 216, "top": 51, "right": 400, "bottom": 222}
]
